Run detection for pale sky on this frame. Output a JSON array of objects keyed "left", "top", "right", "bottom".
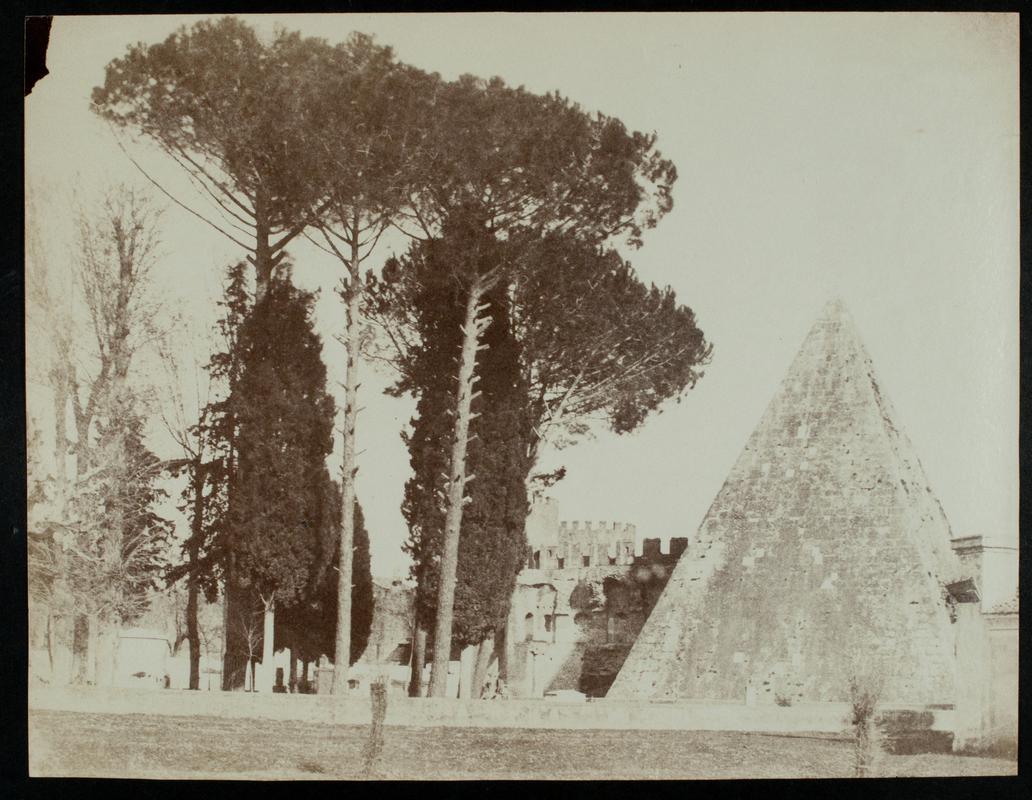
[{"left": 25, "top": 13, "right": 1019, "bottom": 578}]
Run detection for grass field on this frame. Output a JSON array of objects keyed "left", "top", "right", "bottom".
[{"left": 28, "top": 710, "right": 1016, "bottom": 780}]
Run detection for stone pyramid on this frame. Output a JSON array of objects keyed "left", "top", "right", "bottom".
[{"left": 608, "top": 300, "right": 962, "bottom": 705}]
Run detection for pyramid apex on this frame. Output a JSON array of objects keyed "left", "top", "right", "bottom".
[{"left": 818, "top": 296, "right": 851, "bottom": 321}]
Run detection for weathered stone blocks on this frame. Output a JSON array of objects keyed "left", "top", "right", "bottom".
[{"left": 608, "top": 300, "right": 962, "bottom": 705}]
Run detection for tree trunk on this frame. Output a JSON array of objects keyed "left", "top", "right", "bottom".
[
  {"left": 408, "top": 624, "right": 426, "bottom": 697},
  {"left": 220, "top": 312, "right": 242, "bottom": 692},
  {"left": 497, "top": 621, "right": 510, "bottom": 685},
  {"left": 221, "top": 561, "right": 247, "bottom": 691},
  {"left": 427, "top": 280, "right": 491, "bottom": 698},
  {"left": 47, "top": 361, "right": 69, "bottom": 687},
  {"left": 85, "top": 612, "right": 99, "bottom": 685},
  {"left": 96, "top": 623, "right": 118, "bottom": 687},
  {"left": 261, "top": 596, "right": 275, "bottom": 693},
  {"left": 333, "top": 226, "right": 362, "bottom": 695},
  {"left": 187, "top": 459, "right": 203, "bottom": 690},
  {"left": 45, "top": 610, "right": 55, "bottom": 682},
  {"left": 50, "top": 345, "right": 70, "bottom": 511},
  {"left": 220, "top": 576, "right": 231, "bottom": 690},
  {"left": 186, "top": 572, "right": 200, "bottom": 690},
  {"left": 472, "top": 633, "right": 494, "bottom": 698},
  {"left": 70, "top": 602, "right": 88, "bottom": 683},
  {"left": 288, "top": 650, "right": 297, "bottom": 693},
  {"left": 252, "top": 189, "right": 275, "bottom": 303},
  {"left": 72, "top": 616, "right": 87, "bottom": 684},
  {"left": 68, "top": 386, "right": 93, "bottom": 687}
]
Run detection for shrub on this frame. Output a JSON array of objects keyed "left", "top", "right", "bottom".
[{"left": 847, "top": 669, "right": 884, "bottom": 777}]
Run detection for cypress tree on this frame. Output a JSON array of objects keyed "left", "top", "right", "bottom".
[
  {"left": 391, "top": 233, "right": 533, "bottom": 693},
  {"left": 220, "top": 264, "right": 338, "bottom": 686}
]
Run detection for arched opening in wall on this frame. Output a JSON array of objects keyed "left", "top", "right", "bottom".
[
  {"left": 532, "top": 551, "right": 540, "bottom": 569},
  {"left": 524, "top": 613, "right": 535, "bottom": 642},
  {"left": 544, "top": 614, "right": 554, "bottom": 634},
  {"left": 582, "top": 554, "right": 590, "bottom": 567}
]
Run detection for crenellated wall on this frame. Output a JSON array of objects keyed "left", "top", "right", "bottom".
[
  {"left": 528, "top": 523, "right": 687, "bottom": 571},
  {"left": 503, "top": 505, "right": 689, "bottom": 699}
]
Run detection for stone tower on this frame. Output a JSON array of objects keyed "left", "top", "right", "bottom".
[{"left": 608, "top": 299, "right": 962, "bottom": 705}]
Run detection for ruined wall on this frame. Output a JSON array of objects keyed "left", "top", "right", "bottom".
[
  {"left": 358, "top": 580, "right": 414, "bottom": 665},
  {"left": 609, "top": 300, "right": 962, "bottom": 705},
  {"left": 505, "top": 534, "right": 683, "bottom": 697}
]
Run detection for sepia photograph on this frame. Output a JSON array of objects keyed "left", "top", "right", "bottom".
[{"left": 23, "top": 11, "right": 1018, "bottom": 780}]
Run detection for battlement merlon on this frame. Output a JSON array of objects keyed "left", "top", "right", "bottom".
[{"left": 641, "top": 537, "right": 688, "bottom": 560}]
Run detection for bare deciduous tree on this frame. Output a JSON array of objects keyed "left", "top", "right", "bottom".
[
  {"left": 232, "top": 609, "right": 264, "bottom": 692},
  {"left": 27, "top": 184, "right": 173, "bottom": 685}
]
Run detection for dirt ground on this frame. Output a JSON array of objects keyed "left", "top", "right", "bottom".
[{"left": 28, "top": 710, "right": 1017, "bottom": 780}]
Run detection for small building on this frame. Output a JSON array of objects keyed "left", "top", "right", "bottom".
[{"left": 114, "top": 628, "right": 171, "bottom": 688}]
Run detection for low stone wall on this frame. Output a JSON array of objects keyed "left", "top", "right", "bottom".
[{"left": 28, "top": 686, "right": 954, "bottom": 736}]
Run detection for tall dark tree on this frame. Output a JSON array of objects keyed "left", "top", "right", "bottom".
[
  {"left": 381, "top": 226, "right": 533, "bottom": 696},
  {"left": 194, "top": 261, "right": 252, "bottom": 690},
  {"left": 222, "top": 265, "right": 337, "bottom": 688},
  {"left": 162, "top": 407, "right": 226, "bottom": 691},
  {"left": 395, "top": 75, "right": 679, "bottom": 696},
  {"left": 305, "top": 34, "right": 437, "bottom": 694},
  {"left": 366, "top": 68, "right": 682, "bottom": 692},
  {"left": 373, "top": 229, "right": 711, "bottom": 691},
  {"left": 93, "top": 20, "right": 438, "bottom": 694}
]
